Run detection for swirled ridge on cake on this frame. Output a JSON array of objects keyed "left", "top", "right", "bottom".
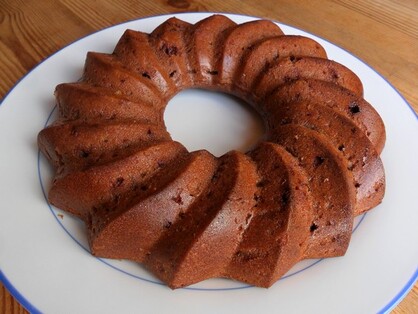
[{"left": 38, "top": 15, "right": 386, "bottom": 289}]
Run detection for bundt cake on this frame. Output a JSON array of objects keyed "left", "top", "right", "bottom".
[{"left": 38, "top": 14, "right": 386, "bottom": 288}]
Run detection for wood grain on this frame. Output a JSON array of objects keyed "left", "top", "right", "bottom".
[{"left": 0, "top": 1, "right": 417, "bottom": 313}]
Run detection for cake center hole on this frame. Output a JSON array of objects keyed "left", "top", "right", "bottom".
[{"left": 164, "top": 89, "right": 265, "bottom": 157}]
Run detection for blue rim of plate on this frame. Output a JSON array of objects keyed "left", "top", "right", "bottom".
[{"left": 0, "top": 11, "right": 416, "bottom": 314}]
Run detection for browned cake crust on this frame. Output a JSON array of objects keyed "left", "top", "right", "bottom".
[
  {"left": 235, "top": 35, "right": 327, "bottom": 97},
  {"left": 113, "top": 29, "right": 177, "bottom": 100},
  {"left": 264, "top": 100, "right": 385, "bottom": 215},
  {"left": 145, "top": 151, "right": 259, "bottom": 288},
  {"left": 38, "top": 14, "right": 386, "bottom": 289},
  {"left": 38, "top": 121, "right": 170, "bottom": 174},
  {"left": 270, "top": 78, "right": 386, "bottom": 154},
  {"left": 48, "top": 141, "right": 188, "bottom": 217},
  {"left": 148, "top": 18, "right": 193, "bottom": 90},
  {"left": 90, "top": 150, "right": 217, "bottom": 262},
  {"left": 268, "top": 125, "right": 356, "bottom": 258},
  {"left": 55, "top": 83, "right": 164, "bottom": 124},
  {"left": 186, "top": 15, "right": 237, "bottom": 87},
  {"left": 82, "top": 52, "right": 163, "bottom": 106},
  {"left": 226, "top": 143, "right": 313, "bottom": 287},
  {"left": 253, "top": 56, "right": 364, "bottom": 102},
  {"left": 217, "top": 19, "right": 284, "bottom": 89}
]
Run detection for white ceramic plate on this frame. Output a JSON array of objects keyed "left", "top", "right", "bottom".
[{"left": 0, "top": 12, "right": 417, "bottom": 314}]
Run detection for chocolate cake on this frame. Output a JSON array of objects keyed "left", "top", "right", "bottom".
[{"left": 38, "top": 14, "right": 386, "bottom": 288}]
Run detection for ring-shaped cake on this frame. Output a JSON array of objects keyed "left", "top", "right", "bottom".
[{"left": 38, "top": 15, "right": 386, "bottom": 288}]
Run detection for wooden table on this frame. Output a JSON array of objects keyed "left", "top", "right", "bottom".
[{"left": 0, "top": 1, "right": 416, "bottom": 313}]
